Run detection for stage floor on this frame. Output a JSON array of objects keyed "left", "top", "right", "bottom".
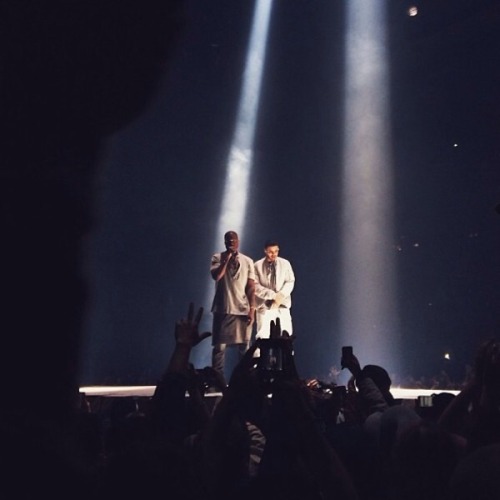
[{"left": 79, "top": 385, "right": 459, "bottom": 400}]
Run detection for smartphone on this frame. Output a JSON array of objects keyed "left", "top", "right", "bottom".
[
  {"left": 258, "top": 339, "right": 284, "bottom": 372},
  {"left": 418, "top": 395, "right": 433, "bottom": 408},
  {"left": 341, "top": 346, "right": 353, "bottom": 369},
  {"left": 342, "top": 346, "right": 353, "bottom": 358}
]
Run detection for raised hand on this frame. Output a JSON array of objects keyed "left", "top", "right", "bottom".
[
  {"left": 341, "top": 348, "right": 361, "bottom": 377},
  {"left": 269, "top": 317, "right": 294, "bottom": 339},
  {"left": 175, "top": 302, "right": 212, "bottom": 347},
  {"left": 167, "top": 302, "right": 211, "bottom": 374},
  {"left": 270, "top": 317, "right": 282, "bottom": 338},
  {"left": 265, "top": 318, "right": 298, "bottom": 380}
]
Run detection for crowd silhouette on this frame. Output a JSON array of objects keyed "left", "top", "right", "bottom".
[
  {"left": 61, "top": 304, "right": 500, "bottom": 500},
  {"left": 6, "top": 296, "right": 498, "bottom": 499}
]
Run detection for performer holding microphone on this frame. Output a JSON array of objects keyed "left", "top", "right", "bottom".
[{"left": 209, "top": 231, "right": 256, "bottom": 384}]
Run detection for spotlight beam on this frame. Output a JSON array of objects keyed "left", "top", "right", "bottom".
[
  {"left": 340, "top": 0, "right": 400, "bottom": 375},
  {"left": 193, "top": 0, "right": 273, "bottom": 367}
]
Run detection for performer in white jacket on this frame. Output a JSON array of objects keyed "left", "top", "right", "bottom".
[{"left": 254, "top": 240, "right": 296, "bottom": 338}]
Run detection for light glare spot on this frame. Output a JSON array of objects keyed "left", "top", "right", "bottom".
[{"left": 407, "top": 6, "right": 418, "bottom": 17}]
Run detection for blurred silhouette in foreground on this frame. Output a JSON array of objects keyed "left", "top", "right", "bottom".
[{"left": 1, "top": 1, "right": 184, "bottom": 496}]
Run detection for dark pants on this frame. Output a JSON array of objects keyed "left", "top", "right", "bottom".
[{"left": 212, "top": 342, "right": 249, "bottom": 385}]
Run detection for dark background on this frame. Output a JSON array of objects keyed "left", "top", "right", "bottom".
[{"left": 80, "top": 0, "right": 500, "bottom": 387}]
